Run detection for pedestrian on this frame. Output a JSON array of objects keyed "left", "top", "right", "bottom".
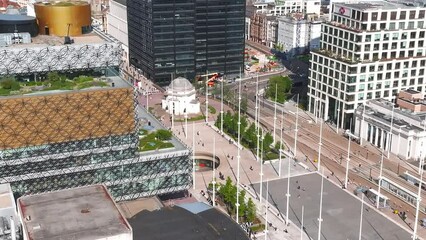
[
  {"left": 250, "top": 166, "right": 253, "bottom": 171},
  {"left": 202, "top": 143, "right": 204, "bottom": 147},
  {"left": 284, "top": 229, "right": 288, "bottom": 233}
]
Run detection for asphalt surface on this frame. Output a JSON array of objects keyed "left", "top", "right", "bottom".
[{"left": 253, "top": 173, "right": 412, "bottom": 240}]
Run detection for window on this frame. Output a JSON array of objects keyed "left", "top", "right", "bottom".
[
  {"left": 400, "top": 11, "right": 406, "bottom": 20},
  {"left": 381, "top": 12, "right": 387, "bottom": 20},
  {"left": 420, "top": 10, "right": 425, "bottom": 19},
  {"left": 389, "top": 22, "right": 396, "bottom": 30},
  {"left": 409, "top": 11, "right": 416, "bottom": 19},
  {"left": 390, "top": 11, "right": 397, "bottom": 20}
]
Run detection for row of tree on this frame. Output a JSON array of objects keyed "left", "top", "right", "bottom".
[
  {"left": 212, "top": 177, "right": 256, "bottom": 223},
  {"left": 215, "top": 111, "right": 281, "bottom": 154}
]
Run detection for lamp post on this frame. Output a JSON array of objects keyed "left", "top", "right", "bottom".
[
  {"left": 220, "top": 77, "right": 224, "bottom": 134},
  {"left": 279, "top": 108, "right": 284, "bottom": 177},
  {"left": 300, "top": 205, "right": 304, "bottom": 240},
  {"left": 205, "top": 72, "right": 209, "bottom": 123},
  {"left": 359, "top": 193, "right": 364, "bottom": 240},
  {"left": 360, "top": 104, "right": 365, "bottom": 145},
  {"left": 192, "top": 122, "right": 196, "bottom": 189},
  {"left": 273, "top": 84, "right": 277, "bottom": 143},
  {"left": 318, "top": 103, "right": 323, "bottom": 172},
  {"left": 285, "top": 149, "right": 292, "bottom": 226},
  {"left": 260, "top": 139, "right": 264, "bottom": 206},
  {"left": 376, "top": 151, "right": 384, "bottom": 209},
  {"left": 264, "top": 180, "right": 269, "bottom": 240},
  {"left": 255, "top": 74, "right": 259, "bottom": 132},
  {"left": 294, "top": 94, "right": 299, "bottom": 159},
  {"left": 212, "top": 136, "right": 216, "bottom": 207},
  {"left": 344, "top": 119, "right": 352, "bottom": 189},
  {"left": 412, "top": 157, "right": 424, "bottom": 240},
  {"left": 236, "top": 77, "right": 242, "bottom": 223},
  {"left": 387, "top": 106, "right": 395, "bottom": 158}
]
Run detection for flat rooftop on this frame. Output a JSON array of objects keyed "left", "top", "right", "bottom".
[
  {"left": 18, "top": 185, "right": 132, "bottom": 240},
  {"left": 0, "top": 183, "right": 13, "bottom": 210},
  {"left": 12, "top": 33, "right": 106, "bottom": 48},
  {"left": 129, "top": 202, "right": 250, "bottom": 240},
  {"left": 337, "top": 1, "right": 421, "bottom": 10}
]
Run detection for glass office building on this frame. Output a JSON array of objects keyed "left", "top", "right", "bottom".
[{"left": 128, "top": 0, "right": 245, "bottom": 86}]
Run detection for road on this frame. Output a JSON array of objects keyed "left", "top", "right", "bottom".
[{"left": 244, "top": 94, "right": 426, "bottom": 225}]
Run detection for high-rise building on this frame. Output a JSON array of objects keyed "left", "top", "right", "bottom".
[
  {"left": 308, "top": 1, "right": 426, "bottom": 129},
  {"left": 127, "top": 0, "right": 245, "bottom": 86}
]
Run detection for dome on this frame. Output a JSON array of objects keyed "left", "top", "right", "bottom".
[{"left": 169, "top": 77, "right": 194, "bottom": 92}]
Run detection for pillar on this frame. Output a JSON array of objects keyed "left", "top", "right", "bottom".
[
  {"left": 374, "top": 127, "right": 379, "bottom": 146},
  {"left": 369, "top": 124, "right": 374, "bottom": 143}
]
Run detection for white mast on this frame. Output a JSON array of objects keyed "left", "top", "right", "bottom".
[
  {"left": 285, "top": 142, "right": 291, "bottom": 226},
  {"left": 236, "top": 74, "right": 242, "bottom": 223},
  {"left": 255, "top": 74, "right": 259, "bottom": 132},
  {"left": 273, "top": 84, "right": 277, "bottom": 143},
  {"left": 185, "top": 80, "right": 188, "bottom": 139},
  {"left": 264, "top": 180, "right": 269, "bottom": 240},
  {"left": 212, "top": 135, "right": 216, "bottom": 207},
  {"left": 376, "top": 151, "right": 384, "bottom": 209},
  {"left": 344, "top": 119, "right": 352, "bottom": 189},
  {"left": 192, "top": 122, "right": 196, "bottom": 189},
  {"left": 256, "top": 93, "right": 261, "bottom": 161},
  {"left": 413, "top": 157, "right": 424, "bottom": 240},
  {"left": 300, "top": 205, "right": 304, "bottom": 240},
  {"left": 317, "top": 103, "right": 323, "bottom": 172},
  {"left": 260, "top": 138, "right": 264, "bottom": 205},
  {"left": 360, "top": 103, "right": 366, "bottom": 145},
  {"left": 359, "top": 193, "right": 364, "bottom": 240},
  {"left": 279, "top": 108, "right": 284, "bottom": 177},
  {"left": 205, "top": 71, "right": 209, "bottom": 123},
  {"left": 317, "top": 168, "right": 324, "bottom": 240},
  {"left": 387, "top": 105, "right": 395, "bottom": 158},
  {"left": 220, "top": 76, "right": 224, "bottom": 134},
  {"left": 171, "top": 75, "right": 174, "bottom": 129},
  {"left": 336, "top": 107, "right": 340, "bottom": 134},
  {"left": 294, "top": 94, "right": 299, "bottom": 161},
  {"left": 314, "top": 90, "right": 318, "bottom": 123}
]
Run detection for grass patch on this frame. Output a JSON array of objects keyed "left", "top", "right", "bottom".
[
  {"left": 208, "top": 105, "right": 216, "bottom": 114},
  {"left": 139, "top": 132, "right": 174, "bottom": 152},
  {"left": 175, "top": 115, "right": 205, "bottom": 122},
  {"left": 250, "top": 224, "right": 265, "bottom": 233},
  {"left": 0, "top": 88, "right": 11, "bottom": 96},
  {"left": 138, "top": 128, "right": 148, "bottom": 136},
  {"left": 264, "top": 152, "right": 279, "bottom": 161}
]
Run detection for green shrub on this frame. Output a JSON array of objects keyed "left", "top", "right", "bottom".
[
  {"left": 0, "top": 78, "right": 20, "bottom": 91},
  {"left": 155, "top": 129, "right": 172, "bottom": 140},
  {"left": 208, "top": 105, "right": 216, "bottom": 114}
]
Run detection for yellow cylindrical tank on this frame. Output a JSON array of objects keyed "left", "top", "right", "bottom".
[{"left": 34, "top": 1, "right": 91, "bottom": 37}]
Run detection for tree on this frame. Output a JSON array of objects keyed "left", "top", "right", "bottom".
[
  {"left": 241, "top": 94, "right": 248, "bottom": 114},
  {"left": 265, "top": 75, "right": 292, "bottom": 103},
  {"left": 238, "top": 190, "right": 247, "bottom": 218},
  {"left": 246, "top": 198, "right": 256, "bottom": 223},
  {"left": 262, "top": 132, "right": 274, "bottom": 153},
  {"left": 155, "top": 129, "right": 172, "bottom": 140},
  {"left": 47, "top": 72, "right": 62, "bottom": 83}
]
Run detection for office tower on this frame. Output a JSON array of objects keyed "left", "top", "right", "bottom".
[
  {"left": 308, "top": 1, "right": 426, "bottom": 129},
  {"left": 127, "top": 0, "right": 245, "bottom": 86}
]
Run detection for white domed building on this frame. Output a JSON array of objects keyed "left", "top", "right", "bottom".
[{"left": 162, "top": 77, "right": 200, "bottom": 115}]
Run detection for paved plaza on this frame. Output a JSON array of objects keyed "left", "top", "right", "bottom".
[{"left": 253, "top": 173, "right": 412, "bottom": 240}]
